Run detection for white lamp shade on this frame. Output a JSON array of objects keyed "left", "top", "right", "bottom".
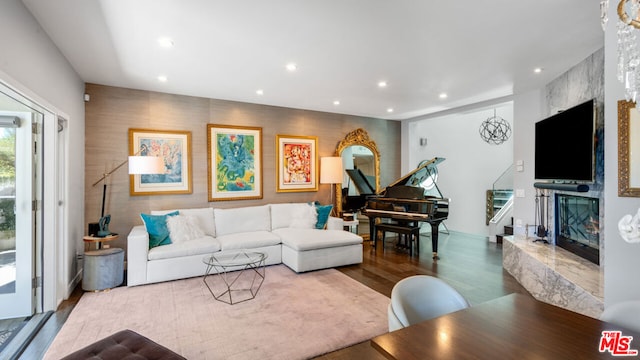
[
  {"left": 128, "top": 156, "right": 165, "bottom": 174},
  {"left": 320, "top": 156, "right": 343, "bottom": 184}
]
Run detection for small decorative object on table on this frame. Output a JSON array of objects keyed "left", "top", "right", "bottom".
[{"left": 97, "top": 214, "right": 111, "bottom": 237}]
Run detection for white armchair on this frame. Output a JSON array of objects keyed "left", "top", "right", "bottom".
[{"left": 388, "top": 275, "right": 470, "bottom": 331}]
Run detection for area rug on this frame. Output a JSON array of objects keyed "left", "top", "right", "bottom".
[{"left": 44, "top": 265, "right": 390, "bottom": 359}]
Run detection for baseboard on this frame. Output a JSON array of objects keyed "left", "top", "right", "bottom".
[{"left": 66, "top": 270, "right": 82, "bottom": 299}]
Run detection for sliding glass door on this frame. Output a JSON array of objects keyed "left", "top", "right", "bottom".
[{"left": 0, "top": 89, "right": 42, "bottom": 319}]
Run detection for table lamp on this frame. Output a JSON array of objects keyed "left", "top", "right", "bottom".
[{"left": 91, "top": 155, "right": 164, "bottom": 237}]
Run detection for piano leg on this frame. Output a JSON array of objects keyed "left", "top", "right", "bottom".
[
  {"left": 369, "top": 220, "right": 377, "bottom": 250},
  {"left": 430, "top": 222, "right": 440, "bottom": 260}
]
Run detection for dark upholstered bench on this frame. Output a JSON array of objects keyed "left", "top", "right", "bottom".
[
  {"left": 375, "top": 223, "right": 420, "bottom": 256},
  {"left": 60, "top": 329, "right": 185, "bottom": 360}
]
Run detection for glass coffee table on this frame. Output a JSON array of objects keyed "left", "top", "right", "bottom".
[{"left": 202, "top": 250, "right": 267, "bottom": 305}]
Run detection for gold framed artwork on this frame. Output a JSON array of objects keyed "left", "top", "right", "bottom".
[
  {"left": 207, "top": 124, "right": 263, "bottom": 201},
  {"left": 276, "top": 134, "right": 318, "bottom": 192},
  {"left": 618, "top": 100, "right": 640, "bottom": 196},
  {"left": 128, "top": 128, "right": 192, "bottom": 195}
]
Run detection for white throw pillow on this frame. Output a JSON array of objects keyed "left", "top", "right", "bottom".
[
  {"left": 151, "top": 208, "right": 215, "bottom": 237},
  {"left": 166, "top": 214, "right": 205, "bottom": 243},
  {"left": 289, "top": 203, "right": 318, "bottom": 229}
]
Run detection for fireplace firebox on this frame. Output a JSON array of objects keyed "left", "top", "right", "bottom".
[{"left": 555, "top": 194, "right": 600, "bottom": 265}]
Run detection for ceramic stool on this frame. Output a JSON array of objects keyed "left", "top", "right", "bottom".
[{"left": 82, "top": 247, "right": 124, "bottom": 291}]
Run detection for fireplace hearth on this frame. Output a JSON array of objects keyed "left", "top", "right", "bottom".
[{"left": 555, "top": 194, "right": 600, "bottom": 265}]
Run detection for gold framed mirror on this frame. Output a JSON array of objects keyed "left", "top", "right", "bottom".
[
  {"left": 618, "top": 99, "right": 640, "bottom": 196},
  {"left": 334, "top": 128, "right": 380, "bottom": 215}
]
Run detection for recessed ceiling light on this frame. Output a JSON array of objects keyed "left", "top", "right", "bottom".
[
  {"left": 157, "top": 37, "right": 174, "bottom": 48},
  {"left": 333, "top": 100, "right": 340, "bottom": 106},
  {"left": 286, "top": 63, "right": 297, "bottom": 72},
  {"left": 534, "top": 67, "right": 543, "bottom": 74},
  {"left": 378, "top": 81, "right": 388, "bottom": 88},
  {"left": 157, "top": 75, "right": 168, "bottom": 82},
  {"left": 387, "top": 108, "right": 394, "bottom": 113},
  {"left": 439, "top": 93, "right": 448, "bottom": 99},
  {"left": 256, "top": 89, "right": 264, "bottom": 95}
]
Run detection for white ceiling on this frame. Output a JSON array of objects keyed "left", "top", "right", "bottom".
[{"left": 21, "top": 0, "right": 603, "bottom": 120}]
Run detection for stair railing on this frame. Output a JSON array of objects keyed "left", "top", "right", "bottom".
[
  {"left": 487, "top": 163, "right": 514, "bottom": 242},
  {"left": 489, "top": 196, "right": 514, "bottom": 242},
  {"left": 485, "top": 164, "right": 515, "bottom": 225},
  {"left": 493, "top": 163, "right": 514, "bottom": 192}
]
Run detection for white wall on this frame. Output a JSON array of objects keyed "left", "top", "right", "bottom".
[
  {"left": 603, "top": 0, "right": 640, "bottom": 306},
  {"left": 405, "top": 103, "right": 513, "bottom": 236},
  {"left": 511, "top": 90, "right": 543, "bottom": 234},
  {"left": 0, "top": 0, "right": 85, "bottom": 308}
]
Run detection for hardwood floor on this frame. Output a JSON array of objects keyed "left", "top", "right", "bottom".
[
  {"left": 13, "top": 231, "right": 528, "bottom": 359},
  {"left": 314, "top": 231, "right": 530, "bottom": 359},
  {"left": 15, "top": 286, "right": 83, "bottom": 360}
]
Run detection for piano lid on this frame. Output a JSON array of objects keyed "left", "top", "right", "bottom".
[
  {"left": 379, "top": 157, "right": 445, "bottom": 195},
  {"left": 345, "top": 168, "right": 376, "bottom": 195}
]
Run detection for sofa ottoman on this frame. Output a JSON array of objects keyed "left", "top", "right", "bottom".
[
  {"left": 274, "top": 228, "right": 363, "bottom": 272},
  {"left": 60, "top": 329, "right": 185, "bottom": 360}
]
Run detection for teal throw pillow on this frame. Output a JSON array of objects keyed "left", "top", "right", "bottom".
[
  {"left": 140, "top": 211, "right": 179, "bottom": 249},
  {"left": 311, "top": 201, "right": 333, "bottom": 229}
]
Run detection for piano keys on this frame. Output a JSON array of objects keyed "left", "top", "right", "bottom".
[{"left": 362, "top": 157, "right": 449, "bottom": 259}]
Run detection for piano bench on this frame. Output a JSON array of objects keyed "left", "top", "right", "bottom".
[{"left": 375, "top": 223, "right": 420, "bottom": 256}]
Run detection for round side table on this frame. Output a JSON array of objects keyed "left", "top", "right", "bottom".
[{"left": 83, "top": 233, "right": 119, "bottom": 251}]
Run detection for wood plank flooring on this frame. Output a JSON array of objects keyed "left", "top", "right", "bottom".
[
  {"left": 314, "top": 231, "right": 530, "bottom": 359},
  {"left": 13, "top": 231, "right": 528, "bottom": 359}
]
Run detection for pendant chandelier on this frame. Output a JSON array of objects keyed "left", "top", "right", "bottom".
[
  {"left": 479, "top": 109, "right": 511, "bottom": 145},
  {"left": 603, "top": 1, "right": 640, "bottom": 107}
]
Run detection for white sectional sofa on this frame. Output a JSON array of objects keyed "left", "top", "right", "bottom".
[{"left": 127, "top": 203, "right": 363, "bottom": 286}]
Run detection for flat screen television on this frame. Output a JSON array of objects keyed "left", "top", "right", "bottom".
[{"left": 534, "top": 99, "right": 595, "bottom": 182}]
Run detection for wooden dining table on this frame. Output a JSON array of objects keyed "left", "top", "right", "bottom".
[{"left": 371, "top": 293, "right": 640, "bottom": 359}]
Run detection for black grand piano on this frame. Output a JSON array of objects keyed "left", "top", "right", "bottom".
[
  {"left": 362, "top": 157, "right": 449, "bottom": 259},
  {"left": 342, "top": 168, "right": 376, "bottom": 213}
]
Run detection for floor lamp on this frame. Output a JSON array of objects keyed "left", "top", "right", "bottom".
[
  {"left": 91, "top": 155, "right": 164, "bottom": 237},
  {"left": 320, "top": 156, "right": 343, "bottom": 216}
]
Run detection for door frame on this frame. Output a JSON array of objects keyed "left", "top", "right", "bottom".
[
  {"left": 0, "top": 77, "right": 67, "bottom": 313},
  {"left": 0, "top": 110, "right": 36, "bottom": 318}
]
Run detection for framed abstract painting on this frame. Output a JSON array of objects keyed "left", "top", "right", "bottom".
[
  {"left": 207, "top": 124, "right": 263, "bottom": 201},
  {"left": 276, "top": 134, "right": 318, "bottom": 192},
  {"left": 128, "top": 128, "right": 192, "bottom": 195}
]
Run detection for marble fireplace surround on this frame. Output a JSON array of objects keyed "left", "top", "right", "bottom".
[
  {"left": 502, "top": 48, "right": 605, "bottom": 320},
  {"left": 503, "top": 235, "right": 603, "bottom": 318}
]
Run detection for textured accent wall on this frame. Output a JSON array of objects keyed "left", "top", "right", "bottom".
[
  {"left": 84, "top": 84, "right": 400, "bottom": 249},
  {"left": 543, "top": 48, "right": 605, "bottom": 264}
]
